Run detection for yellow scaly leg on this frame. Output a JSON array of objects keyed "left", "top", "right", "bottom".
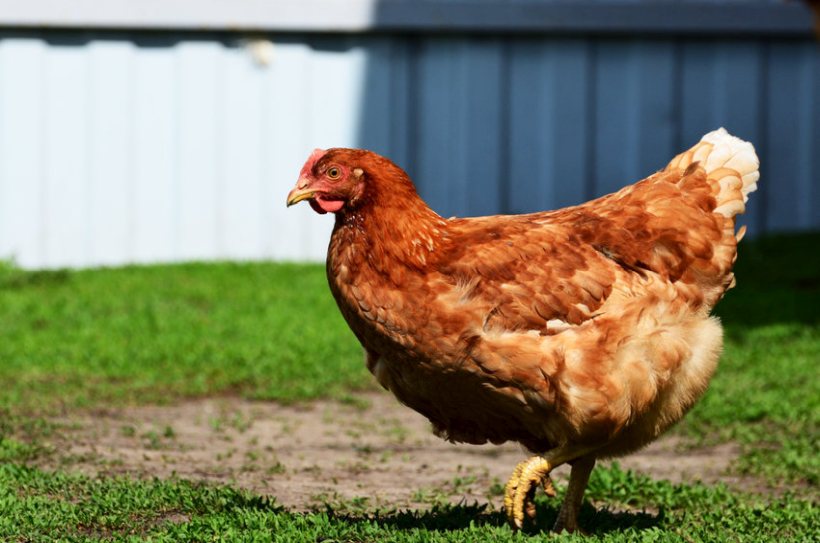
[{"left": 553, "top": 455, "right": 595, "bottom": 534}]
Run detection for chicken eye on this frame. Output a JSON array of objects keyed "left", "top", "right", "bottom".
[{"left": 327, "top": 167, "right": 341, "bottom": 179}]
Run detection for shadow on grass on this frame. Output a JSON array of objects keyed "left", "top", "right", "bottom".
[{"left": 324, "top": 501, "right": 661, "bottom": 536}]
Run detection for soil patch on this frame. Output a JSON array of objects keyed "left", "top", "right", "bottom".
[{"left": 39, "top": 392, "right": 742, "bottom": 511}]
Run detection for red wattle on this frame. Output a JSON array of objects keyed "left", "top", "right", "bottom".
[
  {"left": 315, "top": 197, "right": 344, "bottom": 213},
  {"left": 309, "top": 200, "right": 327, "bottom": 214}
]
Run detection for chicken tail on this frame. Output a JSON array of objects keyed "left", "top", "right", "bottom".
[
  {"left": 665, "top": 128, "right": 760, "bottom": 220},
  {"left": 664, "top": 129, "right": 760, "bottom": 296}
]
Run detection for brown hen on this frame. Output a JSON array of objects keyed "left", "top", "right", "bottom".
[{"left": 286, "top": 129, "right": 759, "bottom": 533}]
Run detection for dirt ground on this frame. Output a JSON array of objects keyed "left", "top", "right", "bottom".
[{"left": 41, "top": 392, "right": 743, "bottom": 511}]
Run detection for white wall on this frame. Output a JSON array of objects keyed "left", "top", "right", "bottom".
[{"left": 0, "top": 34, "right": 368, "bottom": 268}]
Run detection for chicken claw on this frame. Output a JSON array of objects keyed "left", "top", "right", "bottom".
[{"left": 503, "top": 456, "right": 555, "bottom": 529}]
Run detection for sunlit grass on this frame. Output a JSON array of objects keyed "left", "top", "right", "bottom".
[
  {"left": 0, "top": 260, "right": 369, "bottom": 411},
  {"left": 1, "top": 461, "right": 816, "bottom": 542},
  {"left": 0, "top": 233, "right": 817, "bottom": 541}
]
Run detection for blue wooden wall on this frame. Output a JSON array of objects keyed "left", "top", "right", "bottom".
[
  {"left": 358, "top": 36, "right": 819, "bottom": 239},
  {"left": 0, "top": 31, "right": 817, "bottom": 268}
]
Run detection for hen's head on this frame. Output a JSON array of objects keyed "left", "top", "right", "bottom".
[
  {"left": 286, "top": 148, "right": 368, "bottom": 215},
  {"left": 287, "top": 148, "right": 416, "bottom": 215}
]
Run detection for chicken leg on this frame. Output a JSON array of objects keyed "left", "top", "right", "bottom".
[
  {"left": 503, "top": 446, "right": 597, "bottom": 530},
  {"left": 553, "top": 455, "right": 595, "bottom": 533}
]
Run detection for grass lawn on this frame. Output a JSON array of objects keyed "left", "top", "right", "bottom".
[{"left": 1, "top": 233, "right": 818, "bottom": 541}]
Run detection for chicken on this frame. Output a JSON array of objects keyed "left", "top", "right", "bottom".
[{"left": 286, "top": 128, "right": 759, "bottom": 533}]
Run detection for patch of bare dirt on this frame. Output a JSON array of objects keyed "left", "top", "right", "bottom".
[{"left": 39, "top": 392, "right": 743, "bottom": 511}]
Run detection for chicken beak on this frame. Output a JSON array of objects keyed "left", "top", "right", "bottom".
[{"left": 286, "top": 186, "right": 317, "bottom": 207}]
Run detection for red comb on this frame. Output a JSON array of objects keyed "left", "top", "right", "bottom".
[{"left": 299, "top": 148, "right": 326, "bottom": 177}]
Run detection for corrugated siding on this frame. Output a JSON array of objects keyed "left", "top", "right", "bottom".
[
  {"left": 0, "top": 33, "right": 363, "bottom": 267},
  {"left": 360, "top": 36, "right": 819, "bottom": 238},
  {"left": 0, "top": 31, "right": 817, "bottom": 268}
]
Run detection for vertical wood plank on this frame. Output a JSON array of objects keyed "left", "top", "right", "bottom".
[
  {"left": 132, "top": 37, "right": 177, "bottom": 263},
  {"left": 219, "top": 40, "right": 265, "bottom": 260},
  {"left": 508, "top": 39, "right": 590, "bottom": 212},
  {"left": 680, "top": 40, "right": 720, "bottom": 149},
  {"left": 414, "top": 37, "right": 468, "bottom": 217},
  {"left": 357, "top": 38, "right": 395, "bottom": 157},
  {"left": 175, "top": 40, "right": 221, "bottom": 261},
  {"left": 766, "top": 41, "right": 814, "bottom": 232},
  {"left": 42, "top": 36, "right": 89, "bottom": 268},
  {"left": 549, "top": 39, "right": 590, "bottom": 208},
  {"left": 592, "top": 39, "right": 641, "bottom": 197},
  {"left": 387, "top": 38, "right": 412, "bottom": 171},
  {"left": 633, "top": 40, "right": 676, "bottom": 176},
  {"left": 87, "top": 38, "right": 133, "bottom": 266},
  {"left": 0, "top": 37, "right": 45, "bottom": 267},
  {"left": 462, "top": 37, "right": 504, "bottom": 217},
  {"left": 796, "top": 42, "right": 817, "bottom": 231},
  {"left": 508, "top": 39, "right": 553, "bottom": 214}
]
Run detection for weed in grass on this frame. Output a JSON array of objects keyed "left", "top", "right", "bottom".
[
  {"left": 57, "top": 451, "right": 102, "bottom": 468},
  {"left": 487, "top": 478, "right": 505, "bottom": 498},
  {"left": 119, "top": 425, "right": 136, "bottom": 438},
  {"left": 215, "top": 448, "right": 237, "bottom": 462},
  {"left": 411, "top": 487, "right": 449, "bottom": 506},
  {"left": 141, "top": 430, "right": 163, "bottom": 450},
  {"left": 354, "top": 443, "right": 374, "bottom": 456},
  {"left": 450, "top": 474, "right": 478, "bottom": 494},
  {"left": 209, "top": 417, "right": 223, "bottom": 433},
  {"left": 384, "top": 420, "right": 410, "bottom": 444},
  {"left": 378, "top": 450, "right": 394, "bottom": 463},
  {"left": 229, "top": 412, "right": 253, "bottom": 433}
]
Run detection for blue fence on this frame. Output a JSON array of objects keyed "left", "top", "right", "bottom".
[
  {"left": 0, "top": 4, "right": 816, "bottom": 268},
  {"left": 358, "top": 36, "right": 819, "bottom": 238}
]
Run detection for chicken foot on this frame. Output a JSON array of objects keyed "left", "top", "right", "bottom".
[
  {"left": 503, "top": 457, "right": 557, "bottom": 525},
  {"left": 503, "top": 446, "right": 597, "bottom": 531}
]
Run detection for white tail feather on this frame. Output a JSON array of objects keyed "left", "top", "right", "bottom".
[
  {"left": 699, "top": 128, "right": 760, "bottom": 206},
  {"left": 664, "top": 128, "right": 761, "bottom": 245}
]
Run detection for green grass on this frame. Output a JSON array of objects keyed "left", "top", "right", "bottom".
[
  {"left": 1, "top": 461, "right": 816, "bottom": 542},
  {"left": 1, "top": 233, "right": 818, "bottom": 541},
  {"left": 0, "top": 260, "right": 369, "bottom": 410}
]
